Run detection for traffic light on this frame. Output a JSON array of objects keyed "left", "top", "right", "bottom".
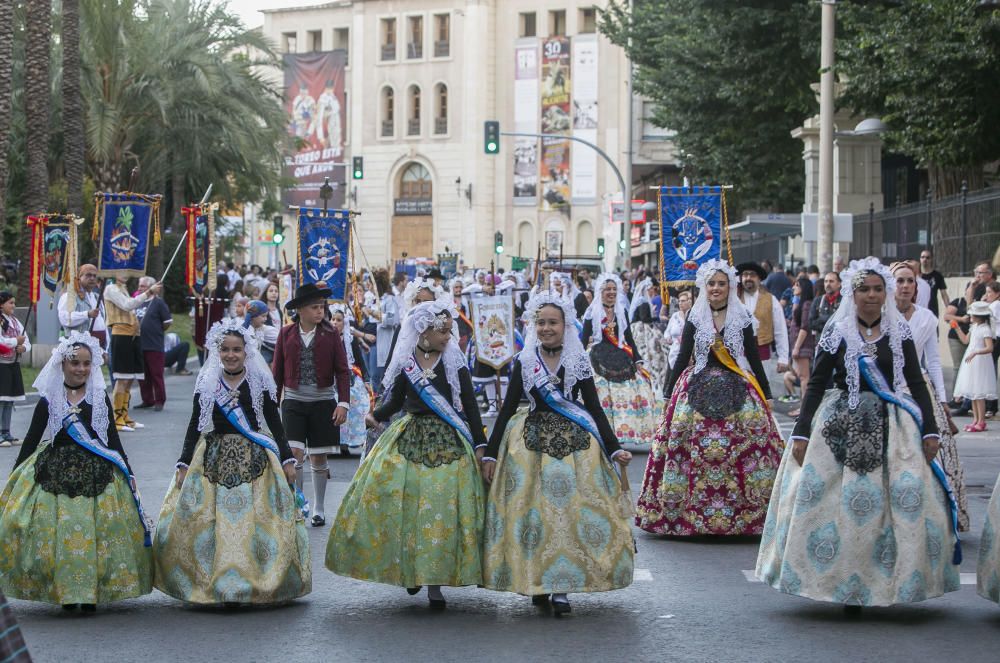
[
  {"left": 597, "top": 238, "right": 605, "bottom": 255},
  {"left": 352, "top": 156, "right": 364, "bottom": 180},
  {"left": 484, "top": 121, "right": 500, "bottom": 154},
  {"left": 272, "top": 215, "right": 285, "bottom": 245},
  {"left": 494, "top": 230, "right": 504, "bottom": 254},
  {"left": 618, "top": 238, "right": 627, "bottom": 250}
]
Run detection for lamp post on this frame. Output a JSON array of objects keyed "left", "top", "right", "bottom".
[{"left": 817, "top": 0, "right": 837, "bottom": 274}]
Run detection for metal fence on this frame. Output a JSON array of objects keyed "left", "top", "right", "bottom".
[
  {"left": 852, "top": 184, "right": 1000, "bottom": 276},
  {"left": 730, "top": 236, "right": 782, "bottom": 267}
]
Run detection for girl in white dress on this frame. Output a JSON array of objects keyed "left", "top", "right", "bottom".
[{"left": 953, "top": 301, "right": 996, "bottom": 432}]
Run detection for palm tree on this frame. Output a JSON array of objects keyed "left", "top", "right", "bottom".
[
  {"left": 0, "top": 0, "right": 15, "bottom": 238},
  {"left": 63, "top": 0, "right": 85, "bottom": 216}
]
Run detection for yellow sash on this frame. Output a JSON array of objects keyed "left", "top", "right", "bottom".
[{"left": 710, "top": 339, "right": 769, "bottom": 409}]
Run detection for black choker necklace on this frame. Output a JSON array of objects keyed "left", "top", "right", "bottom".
[
  {"left": 64, "top": 382, "right": 85, "bottom": 391},
  {"left": 858, "top": 316, "right": 881, "bottom": 338},
  {"left": 223, "top": 368, "right": 245, "bottom": 377},
  {"left": 711, "top": 304, "right": 728, "bottom": 316},
  {"left": 542, "top": 345, "right": 563, "bottom": 356}
]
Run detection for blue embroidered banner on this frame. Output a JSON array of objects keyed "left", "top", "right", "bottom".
[
  {"left": 94, "top": 193, "right": 162, "bottom": 278},
  {"left": 658, "top": 186, "right": 726, "bottom": 287},
  {"left": 297, "top": 208, "right": 350, "bottom": 301}
]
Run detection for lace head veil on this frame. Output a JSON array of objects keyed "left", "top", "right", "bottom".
[
  {"left": 194, "top": 318, "right": 278, "bottom": 434},
  {"left": 402, "top": 277, "right": 448, "bottom": 312},
  {"left": 33, "top": 332, "right": 110, "bottom": 445},
  {"left": 687, "top": 259, "right": 753, "bottom": 375},
  {"left": 328, "top": 302, "right": 355, "bottom": 360},
  {"left": 629, "top": 277, "right": 652, "bottom": 320},
  {"left": 381, "top": 300, "right": 466, "bottom": 410},
  {"left": 584, "top": 272, "right": 628, "bottom": 347},
  {"left": 817, "top": 256, "right": 911, "bottom": 409},
  {"left": 519, "top": 292, "right": 593, "bottom": 402}
]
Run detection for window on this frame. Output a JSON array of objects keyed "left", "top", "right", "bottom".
[
  {"left": 281, "top": 32, "right": 297, "bottom": 53},
  {"left": 408, "top": 85, "right": 421, "bottom": 136},
  {"left": 434, "top": 84, "right": 448, "bottom": 134},
  {"left": 580, "top": 8, "right": 597, "bottom": 34},
  {"left": 400, "top": 163, "right": 431, "bottom": 199},
  {"left": 407, "top": 15, "right": 423, "bottom": 59},
  {"left": 307, "top": 30, "right": 322, "bottom": 52},
  {"left": 381, "top": 87, "right": 394, "bottom": 137},
  {"left": 333, "top": 27, "right": 349, "bottom": 65},
  {"left": 434, "top": 13, "right": 450, "bottom": 57},
  {"left": 641, "top": 100, "right": 675, "bottom": 140},
  {"left": 549, "top": 10, "right": 566, "bottom": 37},
  {"left": 519, "top": 12, "right": 536, "bottom": 38},
  {"left": 381, "top": 18, "right": 396, "bottom": 61}
]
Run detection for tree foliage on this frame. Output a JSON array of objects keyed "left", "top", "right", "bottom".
[{"left": 601, "top": 0, "right": 819, "bottom": 213}]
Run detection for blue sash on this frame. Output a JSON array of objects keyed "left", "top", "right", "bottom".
[
  {"left": 62, "top": 409, "right": 153, "bottom": 547},
  {"left": 214, "top": 380, "right": 280, "bottom": 457},
  {"left": 402, "top": 358, "right": 475, "bottom": 453},
  {"left": 530, "top": 351, "right": 618, "bottom": 475},
  {"left": 858, "top": 356, "right": 962, "bottom": 564}
]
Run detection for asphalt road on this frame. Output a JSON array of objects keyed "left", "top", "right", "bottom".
[{"left": 3, "top": 371, "right": 1000, "bottom": 662}]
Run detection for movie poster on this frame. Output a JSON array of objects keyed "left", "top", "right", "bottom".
[
  {"left": 283, "top": 51, "right": 347, "bottom": 208},
  {"left": 513, "top": 42, "right": 539, "bottom": 204},
  {"left": 539, "top": 36, "right": 571, "bottom": 212},
  {"left": 571, "top": 35, "right": 598, "bottom": 203}
]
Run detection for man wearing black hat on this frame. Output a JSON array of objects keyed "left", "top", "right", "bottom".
[
  {"left": 272, "top": 283, "right": 353, "bottom": 527},
  {"left": 736, "top": 261, "right": 789, "bottom": 378}
]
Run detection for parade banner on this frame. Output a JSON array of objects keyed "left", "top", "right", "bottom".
[
  {"left": 513, "top": 41, "right": 539, "bottom": 204},
  {"left": 470, "top": 295, "right": 516, "bottom": 370},
  {"left": 437, "top": 253, "right": 459, "bottom": 279},
  {"left": 571, "top": 35, "right": 598, "bottom": 203},
  {"left": 283, "top": 51, "right": 347, "bottom": 208},
  {"left": 539, "top": 36, "right": 571, "bottom": 211},
  {"left": 92, "top": 192, "right": 161, "bottom": 278},
  {"left": 658, "top": 186, "right": 728, "bottom": 288},
  {"left": 297, "top": 207, "right": 351, "bottom": 301},
  {"left": 26, "top": 214, "right": 81, "bottom": 305},
  {"left": 182, "top": 204, "right": 216, "bottom": 294}
]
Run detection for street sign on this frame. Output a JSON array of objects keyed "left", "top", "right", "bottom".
[
  {"left": 800, "top": 212, "right": 853, "bottom": 242},
  {"left": 609, "top": 199, "right": 648, "bottom": 224}
]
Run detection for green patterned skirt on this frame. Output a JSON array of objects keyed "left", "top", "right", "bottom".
[
  {"left": 483, "top": 411, "right": 635, "bottom": 595},
  {"left": 326, "top": 414, "right": 484, "bottom": 588},
  {"left": 154, "top": 434, "right": 311, "bottom": 605},
  {"left": 0, "top": 442, "right": 152, "bottom": 605}
]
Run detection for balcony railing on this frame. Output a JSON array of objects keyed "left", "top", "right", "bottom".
[
  {"left": 381, "top": 43, "right": 395, "bottom": 61},
  {"left": 434, "top": 118, "right": 448, "bottom": 135},
  {"left": 381, "top": 121, "right": 393, "bottom": 137},
  {"left": 407, "top": 119, "right": 421, "bottom": 136},
  {"left": 434, "top": 40, "right": 449, "bottom": 57},
  {"left": 407, "top": 43, "right": 423, "bottom": 59}
]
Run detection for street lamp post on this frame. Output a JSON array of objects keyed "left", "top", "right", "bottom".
[{"left": 817, "top": 0, "right": 836, "bottom": 274}]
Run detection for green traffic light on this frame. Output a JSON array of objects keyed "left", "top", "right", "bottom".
[
  {"left": 353, "top": 170, "right": 362, "bottom": 179},
  {"left": 487, "top": 142, "right": 498, "bottom": 153},
  {"left": 495, "top": 245, "right": 504, "bottom": 254},
  {"left": 273, "top": 232, "right": 285, "bottom": 244}
]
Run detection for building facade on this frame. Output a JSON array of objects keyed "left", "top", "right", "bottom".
[{"left": 259, "top": 0, "right": 679, "bottom": 270}]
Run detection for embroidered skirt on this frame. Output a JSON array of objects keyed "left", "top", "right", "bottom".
[
  {"left": 0, "top": 442, "right": 152, "bottom": 605},
  {"left": 483, "top": 410, "right": 634, "bottom": 595},
  {"left": 756, "top": 389, "right": 960, "bottom": 606},
  {"left": 635, "top": 365, "right": 784, "bottom": 536},
  {"left": 153, "top": 433, "right": 311, "bottom": 605},
  {"left": 590, "top": 346, "right": 660, "bottom": 447},
  {"left": 326, "top": 414, "right": 484, "bottom": 588},
  {"left": 630, "top": 321, "right": 669, "bottom": 395},
  {"left": 978, "top": 471, "right": 1000, "bottom": 603},
  {"left": 343, "top": 376, "right": 370, "bottom": 449}
]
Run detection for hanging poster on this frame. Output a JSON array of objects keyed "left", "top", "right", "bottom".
[
  {"left": 470, "top": 294, "right": 516, "bottom": 370},
  {"left": 513, "top": 41, "right": 539, "bottom": 204},
  {"left": 571, "top": 35, "right": 598, "bottom": 203},
  {"left": 182, "top": 204, "right": 216, "bottom": 294},
  {"left": 539, "top": 36, "right": 571, "bottom": 211},
  {"left": 93, "top": 192, "right": 162, "bottom": 278},
  {"left": 283, "top": 51, "right": 347, "bottom": 208},
  {"left": 297, "top": 207, "right": 351, "bottom": 301},
  {"left": 658, "top": 186, "right": 728, "bottom": 288}
]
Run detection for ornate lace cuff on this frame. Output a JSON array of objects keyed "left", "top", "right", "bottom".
[
  {"left": 475, "top": 443, "right": 487, "bottom": 449},
  {"left": 336, "top": 401, "right": 350, "bottom": 410},
  {"left": 610, "top": 449, "right": 626, "bottom": 459},
  {"left": 922, "top": 433, "right": 941, "bottom": 440},
  {"left": 281, "top": 458, "right": 297, "bottom": 466},
  {"left": 481, "top": 457, "right": 496, "bottom": 463},
  {"left": 788, "top": 435, "right": 809, "bottom": 443},
  {"left": 175, "top": 462, "right": 189, "bottom": 470}
]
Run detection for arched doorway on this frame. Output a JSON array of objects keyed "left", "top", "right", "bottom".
[{"left": 392, "top": 162, "right": 433, "bottom": 259}]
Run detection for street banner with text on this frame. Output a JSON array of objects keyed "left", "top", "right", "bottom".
[
  {"left": 514, "top": 41, "right": 539, "bottom": 204},
  {"left": 571, "top": 34, "right": 598, "bottom": 203},
  {"left": 539, "top": 36, "right": 571, "bottom": 211}
]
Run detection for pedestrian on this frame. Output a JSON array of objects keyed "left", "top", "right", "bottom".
[
  {"left": 272, "top": 283, "right": 352, "bottom": 527},
  {"left": 329, "top": 303, "right": 370, "bottom": 456},
  {"left": 368, "top": 270, "right": 399, "bottom": 389},
  {"left": 0, "top": 292, "right": 29, "bottom": 446},
  {"left": 787, "top": 276, "right": 815, "bottom": 417},
  {"left": 163, "top": 332, "right": 192, "bottom": 376},
  {"left": 581, "top": 273, "right": 660, "bottom": 446},
  {"left": 636, "top": 259, "right": 783, "bottom": 536},
  {"left": 757, "top": 257, "right": 959, "bottom": 611},
  {"left": 806, "top": 264, "right": 821, "bottom": 286},
  {"left": 57, "top": 263, "right": 107, "bottom": 351},
  {"left": 480, "top": 293, "right": 633, "bottom": 615},
  {"left": 986, "top": 281, "right": 1000, "bottom": 417},
  {"left": 326, "top": 301, "right": 486, "bottom": 609},
  {"left": 966, "top": 261, "right": 996, "bottom": 305},
  {"left": 105, "top": 274, "right": 161, "bottom": 431},
  {"left": 762, "top": 262, "right": 792, "bottom": 298},
  {"left": 892, "top": 262, "right": 969, "bottom": 531},
  {"left": 244, "top": 299, "right": 278, "bottom": 365},
  {"left": 809, "top": 271, "right": 842, "bottom": 340},
  {"left": 136, "top": 276, "right": 172, "bottom": 411},
  {"left": 629, "top": 277, "right": 669, "bottom": 397},
  {"left": 737, "top": 261, "right": 790, "bottom": 381},
  {"left": 154, "top": 319, "right": 310, "bottom": 606},
  {"left": 918, "top": 249, "right": 950, "bottom": 317},
  {"left": 944, "top": 295, "right": 973, "bottom": 410},
  {"left": 952, "top": 301, "right": 996, "bottom": 432},
  {"left": 0, "top": 332, "right": 153, "bottom": 610}
]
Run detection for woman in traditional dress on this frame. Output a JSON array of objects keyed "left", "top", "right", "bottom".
[
  {"left": 635, "top": 259, "right": 783, "bottom": 536},
  {"left": 480, "top": 293, "right": 634, "bottom": 616},
  {"left": 756, "top": 257, "right": 960, "bottom": 610},
  {"left": 0, "top": 292, "right": 29, "bottom": 446},
  {"left": 891, "top": 262, "right": 969, "bottom": 531},
  {"left": 978, "top": 467, "right": 1000, "bottom": 603},
  {"left": 0, "top": 332, "right": 152, "bottom": 610},
  {"left": 154, "top": 319, "right": 310, "bottom": 606},
  {"left": 327, "top": 301, "right": 486, "bottom": 609},
  {"left": 629, "top": 277, "right": 669, "bottom": 398},
  {"left": 329, "top": 304, "right": 372, "bottom": 457},
  {"left": 662, "top": 289, "right": 692, "bottom": 396},
  {"left": 581, "top": 273, "right": 659, "bottom": 447}
]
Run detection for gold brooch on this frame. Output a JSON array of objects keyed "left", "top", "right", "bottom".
[{"left": 420, "top": 368, "right": 437, "bottom": 381}]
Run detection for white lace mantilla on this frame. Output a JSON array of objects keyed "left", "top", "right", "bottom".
[
  {"left": 688, "top": 259, "right": 753, "bottom": 374},
  {"left": 382, "top": 300, "right": 465, "bottom": 410},
  {"left": 520, "top": 292, "right": 592, "bottom": 406},
  {"left": 34, "top": 332, "right": 110, "bottom": 445}
]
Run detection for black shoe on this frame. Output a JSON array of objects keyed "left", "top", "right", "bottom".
[
  {"left": 80, "top": 604, "right": 96, "bottom": 613},
  {"left": 552, "top": 600, "right": 571, "bottom": 616},
  {"left": 153, "top": 404, "right": 164, "bottom": 412},
  {"left": 428, "top": 598, "right": 446, "bottom": 610},
  {"left": 531, "top": 594, "right": 550, "bottom": 606},
  {"left": 843, "top": 605, "right": 862, "bottom": 617},
  {"left": 406, "top": 586, "right": 423, "bottom": 596},
  {"left": 340, "top": 444, "right": 351, "bottom": 456},
  {"left": 62, "top": 604, "right": 79, "bottom": 611},
  {"left": 311, "top": 514, "right": 326, "bottom": 527},
  {"left": 134, "top": 402, "right": 154, "bottom": 409}
]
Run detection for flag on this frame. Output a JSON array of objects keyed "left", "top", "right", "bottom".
[
  {"left": 93, "top": 192, "right": 161, "bottom": 277},
  {"left": 296, "top": 207, "right": 351, "bottom": 301},
  {"left": 183, "top": 204, "right": 216, "bottom": 294},
  {"left": 26, "top": 214, "right": 82, "bottom": 305},
  {"left": 470, "top": 295, "right": 516, "bottom": 370},
  {"left": 658, "top": 186, "right": 729, "bottom": 288},
  {"left": 438, "top": 253, "right": 458, "bottom": 279}
]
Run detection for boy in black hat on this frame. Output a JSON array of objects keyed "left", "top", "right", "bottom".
[{"left": 272, "top": 283, "right": 353, "bottom": 527}]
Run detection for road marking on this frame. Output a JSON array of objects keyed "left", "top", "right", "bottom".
[
  {"left": 634, "top": 568, "right": 653, "bottom": 582},
  {"left": 744, "top": 570, "right": 977, "bottom": 585}
]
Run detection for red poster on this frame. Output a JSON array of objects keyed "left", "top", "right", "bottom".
[
  {"left": 283, "top": 51, "right": 347, "bottom": 207},
  {"left": 539, "top": 37, "right": 571, "bottom": 211}
]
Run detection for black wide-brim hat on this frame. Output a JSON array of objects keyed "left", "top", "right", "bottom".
[
  {"left": 735, "top": 262, "right": 767, "bottom": 280},
  {"left": 285, "top": 283, "right": 333, "bottom": 311}
]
